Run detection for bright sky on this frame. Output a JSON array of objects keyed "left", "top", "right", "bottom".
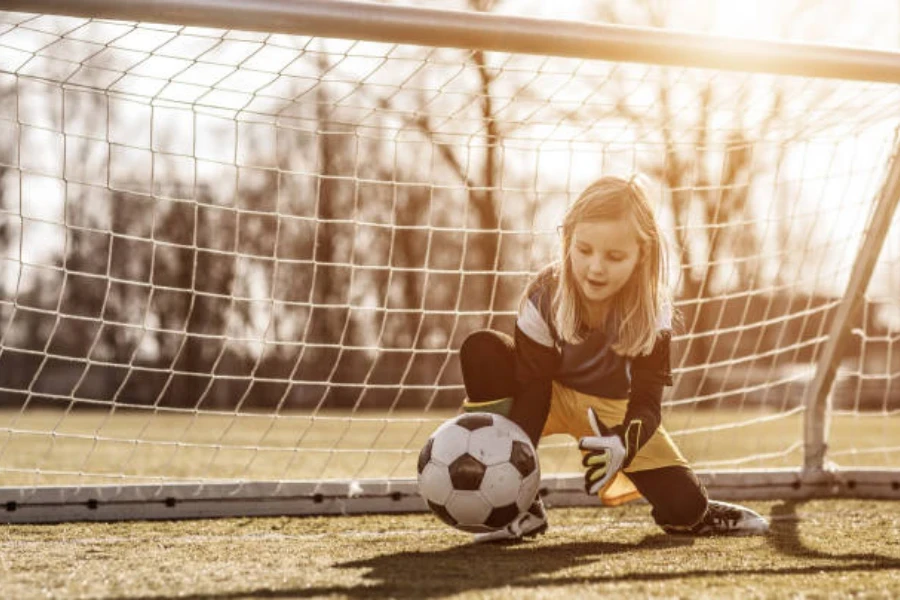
[{"left": 496, "top": 0, "right": 900, "bottom": 50}]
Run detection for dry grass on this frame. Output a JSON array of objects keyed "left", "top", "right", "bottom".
[
  {"left": 2, "top": 500, "right": 899, "bottom": 599},
  {"left": 1, "top": 408, "right": 898, "bottom": 486}
]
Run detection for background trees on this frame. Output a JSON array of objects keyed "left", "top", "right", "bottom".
[{"left": 0, "top": 0, "right": 897, "bottom": 414}]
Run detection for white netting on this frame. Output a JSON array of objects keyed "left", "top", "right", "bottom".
[{"left": 0, "top": 10, "right": 898, "bottom": 488}]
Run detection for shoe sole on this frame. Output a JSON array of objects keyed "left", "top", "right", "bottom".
[
  {"left": 474, "top": 521, "right": 549, "bottom": 545},
  {"left": 665, "top": 522, "right": 769, "bottom": 537}
]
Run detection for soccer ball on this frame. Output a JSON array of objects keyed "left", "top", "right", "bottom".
[{"left": 416, "top": 412, "right": 541, "bottom": 533}]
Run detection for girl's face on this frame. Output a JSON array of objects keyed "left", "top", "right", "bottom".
[{"left": 569, "top": 218, "right": 641, "bottom": 311}]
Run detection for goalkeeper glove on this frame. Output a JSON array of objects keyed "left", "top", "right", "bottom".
[{"left": 578, "top": 408, "right": 643, "bottom": 495}]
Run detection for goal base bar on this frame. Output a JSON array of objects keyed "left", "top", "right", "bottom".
[{"left": 1, "top": 469, "right": 897, "bottom": 524}]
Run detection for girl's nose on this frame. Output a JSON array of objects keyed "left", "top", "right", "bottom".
[{"left": 589, "top": 259, "right": 606, "bottom": 276}]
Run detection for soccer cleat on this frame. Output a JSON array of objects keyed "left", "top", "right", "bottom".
[
  {"left": 472, "top": 498, "right": 548, "bottom": 544},
  {"left": 666, "top": 500, "right": 769, "bottom": 536}
]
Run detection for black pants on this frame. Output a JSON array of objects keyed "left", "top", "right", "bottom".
[{"left": 459, "top": 329, "right": 708, "bottom": 529}]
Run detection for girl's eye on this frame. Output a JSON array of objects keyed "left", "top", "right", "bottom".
[
  {"left": 575, "top": 245, "right": 591, "bottom": 255},
  {"left": 607, "top": 252, "right": 626, "bottom": 262}
]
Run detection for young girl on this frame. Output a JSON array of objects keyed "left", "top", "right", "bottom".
[{"left": 459, "top": 175, "right": 768, "bottom": 543}]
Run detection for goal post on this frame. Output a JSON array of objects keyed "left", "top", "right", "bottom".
[
  {"left": 803, "top": 144, "right": 900, "bottom": 475},
  {"left": 0, "top": 0, "right": 898, "bottom": 523}
]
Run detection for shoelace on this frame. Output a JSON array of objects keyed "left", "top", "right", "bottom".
[{"left": 706, "top": 505, "right": 741, "bottom": 527}]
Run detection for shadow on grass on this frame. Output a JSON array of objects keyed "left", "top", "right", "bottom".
[
  {"left": 117, "top": 533, "right": 695, "bottom": 600},
  {"left": 121, "top": 501, "right": 900, "bottom": 600},
  {"left": 329, "top": 532, "right": 695, "bottom": 598},
  {"left": 768, "top": 499, "right": 900, "bottom": 567},
  {"left": 283, "top": 508, "right": 900, "bottom": 598}
]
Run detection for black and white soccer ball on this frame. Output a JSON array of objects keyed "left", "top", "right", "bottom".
[{"left": 416, "top": 412, "right": 541, "bottom": 533}]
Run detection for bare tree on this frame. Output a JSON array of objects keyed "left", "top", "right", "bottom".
[{"left": 547, "top": 0, "right": 848, "bottom": 398}]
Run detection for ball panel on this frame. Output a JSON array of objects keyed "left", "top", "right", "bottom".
[
  {"left": 417, "top": 462, "right": 454, "bottom": 505},
  {"left": 427, "top": 500, "right": 458, "bottom": 528},
  {"left": 417, "top": 437, "right": 434, "bottom": 475},
  {"left": 515, "top": 469, "right": 542, "bottom": 512},
  {"left": 454, "top": 412, "right": 494, "bottom": 431},
  {"left": 445, "top": 490, "right": 492, "bottom": 528},
  {"left": 490, "top": 414, "right": 532, "bottom": 444},
  {"left": 430, "top": 424, "right": 471, "bottom": 464},
  {"left": 448, "top": 453, "right": 487, "bottom": 491},
  {"left": 466, "top": 426, "right": 513, "bottom": 467},
  {"left": 484, "top": 503, "right": 520, "bottom": 529},
  {"left": 509, "top": 439, "right": 537, "bottom": 477},
  {"left": 480, "top": 462, "right": 525, "bottom": 507}
]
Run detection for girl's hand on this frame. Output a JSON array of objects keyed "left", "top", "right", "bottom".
[{"left": 578, "top": 408, "right": 627, "bottom": 495}]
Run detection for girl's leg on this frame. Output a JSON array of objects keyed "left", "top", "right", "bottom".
[
  {"left": 626, "top": 466, "right": 709, "bottom": 529},
  {"left": 459, "top": 329, "right": 516, "bottom": 406},
  {"left": 459, "top": 330, "right": 549, "bottom": 543},
  {"left": 459, "top": 329, "right": 550, "bottom": 444},
  {"left": 628, "top": 466, "right": 769, "bottom": 535}
]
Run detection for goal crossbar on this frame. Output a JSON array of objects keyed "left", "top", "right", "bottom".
[{"left": 4, "top": 0, "right": 900, "bottom": 83}]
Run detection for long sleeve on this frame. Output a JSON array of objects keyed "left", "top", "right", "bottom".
[
  {"left": 510, "top": 290, "right": 562, "bottom": 445},
  {"left": 621, "top": 330, "right": 673, "bottom": 458}
]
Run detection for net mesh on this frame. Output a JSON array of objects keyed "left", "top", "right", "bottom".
[{"left": 0, "top": 11, "right": 898, "bottom": 487}]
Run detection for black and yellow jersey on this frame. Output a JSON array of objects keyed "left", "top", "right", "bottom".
[{"left": 512, "top": 263, "right": 673, "bottom": 449}]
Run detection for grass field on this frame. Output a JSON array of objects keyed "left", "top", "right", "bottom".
[
  {"left": 2, "top": 499, "right": 899, "bottom": 598},
  {"left": 1, "top": 408, "right": 898, "bottom": 485},
  {"left": 1, "top": 408, "right": 898, "bottom": 598}
]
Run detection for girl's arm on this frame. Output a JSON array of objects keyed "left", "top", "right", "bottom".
[
  {"left": 619, "top": 330, "right": 673, "bottom": 462},
  {"left": 510, "top": 322, "right": 561, "bottom": 446}
]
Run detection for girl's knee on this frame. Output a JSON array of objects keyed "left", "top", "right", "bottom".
[
  {"left": 628, "top": 466, "right": 709, "bottom": 528},
  {"left": 459, "top": 329, "right": 515, "bottom": 401},
  {"left": 461, "top": 330, "right": 513, "bottom": 361},
  {"left": 460, "top": 330, "right": 514, "bottom": 377},
  {"left": 652, "top": 491, "right": 707, "bottom": 528}
]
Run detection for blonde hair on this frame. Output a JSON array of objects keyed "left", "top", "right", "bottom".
[{"left": 552, "top": 175, "right": 669, "bottom": 356}]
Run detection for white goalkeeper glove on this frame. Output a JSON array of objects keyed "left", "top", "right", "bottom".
[{"left": 578, "top": 408, "right": 643, "bottom": 496}]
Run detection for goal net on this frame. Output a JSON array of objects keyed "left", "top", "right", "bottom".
[{"left": 0, "top": 1, "right": 898, "bottom": 521}]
